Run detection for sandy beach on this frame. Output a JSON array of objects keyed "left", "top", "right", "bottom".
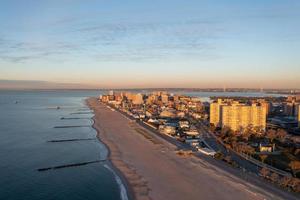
[{"left": 87, "top": 97, "right": 281, "bottom": 200}]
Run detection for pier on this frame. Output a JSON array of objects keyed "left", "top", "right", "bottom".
[{"left": 37, "top": 160, "right": 106, "bottom": 172}]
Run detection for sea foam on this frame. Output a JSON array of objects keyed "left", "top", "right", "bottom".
[{"left": 104, "top": 164, "right": 129, "bottom": 200}]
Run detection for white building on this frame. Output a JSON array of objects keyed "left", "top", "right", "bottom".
[
  {"left": 179, "top": 120, "right": 189, "bottom": 129},
  {"left": 109, "top": 90, "right": 114, "bottom": 96}
]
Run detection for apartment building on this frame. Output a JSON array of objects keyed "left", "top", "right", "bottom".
[{"left": 210, "top": 99, "right": 267, "bottom": 131}]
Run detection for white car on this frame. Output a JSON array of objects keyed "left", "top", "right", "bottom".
[{"left": 197, "top": 147, "right": 216, "bottom": 156}]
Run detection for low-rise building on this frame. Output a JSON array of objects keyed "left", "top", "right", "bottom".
[
  {"left": 184, "top": 130, "right": 200, "bottom": 138},
  {"left": 177, "top": 112, "right": 185, "bottom": 118},
  {"left": 179, "top": 120, "right": 189, "bottom": 129},
  {"left": 283, "top": 101, "right": 300, "bottom": 117},
  {"left": 132, "top": 93, "right": 144, "bottom": 105},
  {"left": 161, "top": 94, "right": 169, "bottom": 104},
  {"left": 259, "top": 142, "right": 275, "bottom": 153},
  {"left": 159, "top": 124, "right": 176, "bottom": 135},
  {"left": 160, "top": 109, "right": 176, "bottom": 118}
]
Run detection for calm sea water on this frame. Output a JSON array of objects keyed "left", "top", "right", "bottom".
[
  {"left": 0, "top": 90, "right": 284, "bottom": 200},
  {"left": 0, "top": 90, "right": 125, "bottom": 200},
  {"left": 183, "top": 91, "right": 284, "bottom": 102}
]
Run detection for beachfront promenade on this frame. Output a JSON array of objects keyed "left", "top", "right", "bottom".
[{"left": 87, "top": 97, "right": 287, "bottom": 200}]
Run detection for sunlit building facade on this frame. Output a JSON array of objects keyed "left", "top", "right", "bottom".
[
  {"left": 210, "top": 99, "right": 230, "bottom": 127},
  {"left": 298, "top": 104, "right": 300, "bottom": 128},
  {"left": 210, "top": 99, "right": 267, "bottom": 132},
  {"left": 161, "top": 94, "right": 169, "bottom": 104},
  {"left": 132, "top": 93, "right": 144, "bottom": 105}
]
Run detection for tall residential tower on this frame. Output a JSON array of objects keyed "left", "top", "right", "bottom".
[{"left": 210, "top": 99, "right": 267, "bottom": 132}]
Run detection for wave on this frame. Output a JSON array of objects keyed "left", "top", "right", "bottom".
[{"left": 104, "top": 164, "right": 129, "bottom": 200}]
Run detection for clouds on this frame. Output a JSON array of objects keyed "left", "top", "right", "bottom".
[
  {"left": 0, "top": 18, "right": 221, "bottom": 63},
  {"left": 75, "top": 19, "right": 221, "bottom": 62},
  {"left": 1, "top": 0, "right": 300, "bottom": 89},
  {"left": 0, "top": 79, "right": 94, "bottom": 89},
  {"left": 0, "top": 38, "right": 80, "bottom": 62}
]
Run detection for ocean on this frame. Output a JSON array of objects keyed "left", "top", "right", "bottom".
[
  {"left": 0, "top": 90, "right": 127, "bottom": 200},
  {"left": 0, "top": 90, "right": 284, "bottom": 200}
]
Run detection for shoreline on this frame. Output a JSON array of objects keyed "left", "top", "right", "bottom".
[
  {"left": 88, "top": 101, "right": 135, "bottom": 200},
  {"left": 86, "top": 97, "right": 292, "bottom": 200},
  {"left": 87, "top": 98, "right": 156, "bottom": 200}
]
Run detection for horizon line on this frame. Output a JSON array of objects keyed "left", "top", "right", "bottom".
[{"left": 1, "top": 87, "right": 300, "bottom": 91}]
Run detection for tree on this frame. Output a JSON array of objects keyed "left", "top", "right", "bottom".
[
  {"left": 294, "top": 148, "right": 300, "bottom": 156},
  {"left": 253, "top": 126, "right": 262, "bottom": 134},
  {"left": 290, "top": 178, "right": 300, "bottom": 192},
  {"left": 259, "top": 154, "right": 268, "bottom": 163},
  {"left": 231, "top": 135, "right": 238, "bottom": 142},
  {"left": 241, "top": 131, "right": 251, "bottom": 142},
  {"left": 277, "top": 129, "right": 287, "bottom": 141},
  {"left": 260, "top": 167, "right": 270, "bottom": 178},
  {"left": 288, "top": 160, "right": 300, "bottom": 176},
  {"left": 214, "top": 152, "right": 224, "bottom": 160},
  {"left": 221, "top": 126, "right": 232, "bottom": 136},
  {"left": 235, "top": 143, "right": 255, "bottom": 156},
  {"left": 245, "top": 145, "right": 255, "bottom": 156},
  {"left": 280, "top": 176, "right": 292, "bottom": 188},
  {"left": 242, "top": 125, "right": 253, "bottom": 141},
  {"left": 210, "top": 124, "right": 216, "bottom": 132},
  {"left": 266, "top": 129, "right": 277, "bottom": 142},
  {"left": 223, "top": 137, "right": 230, "bottom": 144},
  {"left": 234, "top": 143, "right": 244, "bottom": 153},
  {"left": 270, "top": 173, "right": 279, "bottom": 183},
  {"left": 230, "top": 140, "right": 237, "bottom": 149}
]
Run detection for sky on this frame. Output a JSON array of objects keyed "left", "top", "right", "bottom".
[{"left": 0, "top": 0, "right": 299, "bottom": 89}]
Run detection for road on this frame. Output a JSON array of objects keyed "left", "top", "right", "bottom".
[
  {"left": 195, "top": 119, "right": 261, "bottom": 173},
  {"left": 195, "top": 119, "right": 290, "bottom": 176}
]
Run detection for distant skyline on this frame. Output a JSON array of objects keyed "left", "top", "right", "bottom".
[{"left": 0, "top": 0, "right": 300, "bottom": 89}]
